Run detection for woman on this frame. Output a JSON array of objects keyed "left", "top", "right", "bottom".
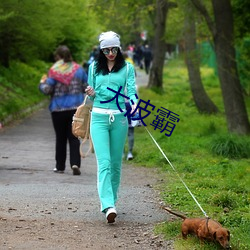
[
  {"left": 85, "top": 31, "right": 137, "bottom": 223},
  {"left": 39, "top": 45, "right": 88, "bottom": 175}
]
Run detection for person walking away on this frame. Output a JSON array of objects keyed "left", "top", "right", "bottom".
[
  {"left": 123, "top": 52, "right": 137, "bottom": 160},
  {"left": 134, "top": 44, "right": 144, "bottom": 69},
  {"left": 143, "top": 44, "right": 152, "bottom": 74},
  {"left": 39, "top": 45, "right": 88, "bottom": 175},
  {"left": 86, "top": 46, "right": 99, "bottom": 72},
  {"left": 85, "top": 31, "right": 137, "bottom": 223},
  {"left": 125, "top": 102, "right": 135, "bottom": 160}
]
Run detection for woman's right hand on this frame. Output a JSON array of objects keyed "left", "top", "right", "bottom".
[{"left": 85, "top": 86, "right": 95, "bottom": 97}]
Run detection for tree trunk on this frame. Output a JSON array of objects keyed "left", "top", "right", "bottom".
[
  {"left": 147, "top": 0, "right": 168, "bottom": 89},
  {"left": 191, "top": 0, "right": 250, "bottom": 134},
  {"left": 184, "top": 4, "right": 218, "bottom": 114},
  {"left": 212, "top": 0, "right": 250, "bottom": 134}
]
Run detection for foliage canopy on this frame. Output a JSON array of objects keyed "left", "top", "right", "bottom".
[{"left": 0, "top": 0, "right": 99, "bottom": 66}]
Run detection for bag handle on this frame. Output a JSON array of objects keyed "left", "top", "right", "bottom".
[
  {"left": 83, "top": 94, "right": 88, "bottom": 105},
  {"left": 79, "top": 111, "right": 94, "bottom": 158},
  {"left": 79, "top": 94, "right": 94, "bottom": 158},
  {"left": 79, "top": 137, "right": 93, "bottom": 158}
]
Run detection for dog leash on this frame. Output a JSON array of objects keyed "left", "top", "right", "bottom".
[{"left": 145, "top": 127, "right": 209, "bottom": 218}]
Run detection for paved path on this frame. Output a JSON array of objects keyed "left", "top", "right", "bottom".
[
  {"left": 135, "top": 68, "right": 149, "bottom": 88},
  {"left": 0, "top": 107, "right": 164, "bottom": 224},
  {"left": 0, "top": 68, "right": 153, "bottom": 224},
  {"left": 0, "top": 71, "right": 174, "bottom": 249}
]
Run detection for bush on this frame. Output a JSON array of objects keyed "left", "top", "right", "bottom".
[
  {"left": 210, "top": 191, "right": 237, "bottom": 209},
  {"left": 0, "top": 60, "right": 49, "bottom": 122},
  {"left": 210, "top": 135, "right": 250, "bottom": 159}
]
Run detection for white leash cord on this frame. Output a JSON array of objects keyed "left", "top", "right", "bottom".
[{"left": 145, "top": 127, "right": 209, "bottom": 218}]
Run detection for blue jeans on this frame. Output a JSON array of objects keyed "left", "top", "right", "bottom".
[{"left": 90, "top": 111, "right": 128, "bottom": 212}]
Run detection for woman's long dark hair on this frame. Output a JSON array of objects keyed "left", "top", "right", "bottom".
[{"left": 95, "top": 48, "right": 126, "bottom": 75}]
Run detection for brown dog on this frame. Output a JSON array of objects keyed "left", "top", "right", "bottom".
[{"left": 162, "top": 207, "right": 231, "bottom": 249}]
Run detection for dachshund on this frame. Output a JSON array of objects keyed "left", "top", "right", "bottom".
[{"left": 162, "top": 206, "right": 231, "bottom": 249}]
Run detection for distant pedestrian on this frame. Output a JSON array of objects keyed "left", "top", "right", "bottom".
[
  {"left": 123, "top": 52, "right": 138, "bottom": 160},
  {"left": 87, "top": 46, "right": 99, "bottom": 69},
  {"left": 143, "top": 44, "right": 152, "bottom": 74},
  {"left": 125, "top": 102, "right": 134, "bottom": 160},
  {"left": 39, "top": 45, "right": 88, "bottom": 175},
  {"left": 134, "top": 45, "right": 144, "bottom": 69},
  {"left": 85, "top": 31, "right": 137, "bottom": 223}
]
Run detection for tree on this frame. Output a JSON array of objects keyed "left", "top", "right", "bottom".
[
  {"left": 191, "top": 0, "right": 250, "bottom": 134},
  {"left": 0, "top": 0, "right": 98, "bottom": 66},
  {"left": 232, "top": 0, "right": 250, "bottom": 40},
  {"left": 184, "top": 1, "right": 218, "bottom": 114},
  {"left": 148, "top": 0, "right": 177, "bottom": 89},
  {"left": 91, "top": 0, "right": 155, "bottom": 47},
  {"left": 232, "top": 0, "right": 250, "bottom": 96}
]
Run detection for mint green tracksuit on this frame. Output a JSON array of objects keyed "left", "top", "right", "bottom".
[{"left": 88, "top": 62, "right": 137, "bottom": 212}]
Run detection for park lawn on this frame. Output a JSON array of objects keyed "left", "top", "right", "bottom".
[{"left": 129, "top": 58, "right": 250, "bottom": 250}]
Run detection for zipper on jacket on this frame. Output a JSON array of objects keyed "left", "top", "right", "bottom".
[{"left": 108, "top": 72, "right": 111, "bottom": 109}]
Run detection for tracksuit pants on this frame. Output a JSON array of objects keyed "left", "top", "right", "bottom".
[{"left": 90, "top": 111, "right": 128, "bottom": 212}]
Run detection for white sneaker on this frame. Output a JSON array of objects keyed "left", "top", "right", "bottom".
[
  {"left": 127, "top": 152, "right": 133, "bottom": 160},
  {"left": 53, "top": 168, "right": 64, "bottom": 173},
  {"left": 105, "top": 207, "right": 117, "bottom": 223}
]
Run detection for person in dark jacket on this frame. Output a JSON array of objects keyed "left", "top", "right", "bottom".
[{"left": 143, "top": 44, "right": 152, "bottom": 74}]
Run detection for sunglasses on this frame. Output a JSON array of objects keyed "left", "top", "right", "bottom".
[{"left": 102, "top": 47, "right": 119, "bottom": 55}]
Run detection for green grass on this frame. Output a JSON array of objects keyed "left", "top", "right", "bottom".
[
  {"left": 127, "top": 58, "right": 250, "bottom": 250},
  {"left": 0, "top": 60, "right": 50, "bottom": 123}
]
